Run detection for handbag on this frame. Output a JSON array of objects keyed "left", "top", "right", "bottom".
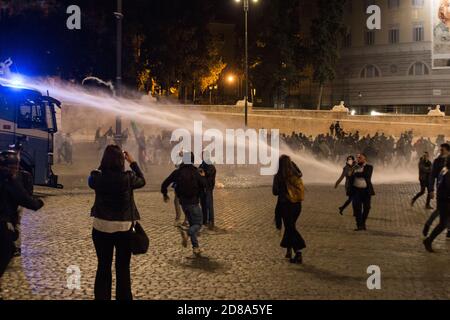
[
  {"left": 126, "top": 174, "right": 149, "bottom": 255},
  {"left": 130, "top": 221, "right": 149, "bottom": 255}
]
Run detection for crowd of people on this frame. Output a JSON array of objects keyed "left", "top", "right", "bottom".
[
  {"left": 281, "top": 121, "right": 447, "bottom": 165},
  {"left": 95, "top": 127, "right": 176, "bottom": 171},
  {"left": 0, "top": 125, "right": 449, "bottom": 300}
]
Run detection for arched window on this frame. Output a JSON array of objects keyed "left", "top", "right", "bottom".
[
  {"left": 360, "top": 65, "right": 381, "bottom": 78},
  {"left": 408, "top": 62, "right": 430, "bottom": 76}
]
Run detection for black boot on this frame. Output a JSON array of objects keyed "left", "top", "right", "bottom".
[
  {"left": 422, "top": 224, "right": 430, "bottom": 237},
  {"left": 290, "top": 251, "right": 303, "bottom": 264},
  {"left": 423, "top": 239, "right": 434, "bottom": 253}
]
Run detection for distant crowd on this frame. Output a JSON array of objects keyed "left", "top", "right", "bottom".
[{"left": 281, "top": 121, "right": 448, "bottom": 165}]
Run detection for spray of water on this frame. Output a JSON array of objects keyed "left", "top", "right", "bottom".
[{"left": 0, "top": 76, "right": 419, "bottom": 185}]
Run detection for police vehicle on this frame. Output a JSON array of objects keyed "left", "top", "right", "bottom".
[{"left": 0, "top": 81, "right": 62, "bottom": 188}]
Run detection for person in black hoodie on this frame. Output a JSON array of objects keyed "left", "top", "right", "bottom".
[
  {"left": 349, "top": 153, "right": 375, "bottom": 231},
  {"left": 199, "top": 151, "right": 217, "bottom": 229},
  {"left": 161, "top": 152, "right": 207, "bottom": 256},
  {"left": 89, "top": 145, "right": 146, "bottom": 300},
  {"left": 273, "top": 155, "right": 306, "bottom": 264},
  {"left": 0, "top": 150, "right": 44, "bottom": 297},
  {"left": 423, "top": 156, "right": 450, "bottom": 252},
  {"left": 411, "top": 152, "right": 433, "bottom": 209}
]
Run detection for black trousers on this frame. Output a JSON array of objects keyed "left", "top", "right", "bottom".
[
  {"left": 352, "top": 188, "right": 372, "bottom": 228},
  {"left": 92, "top": 228, "right": 132, "bottom": 300},
  {"left": 427, "top": 200, "right": 450, "bottom": 243},
  {"left": 279, "top": 201, "right": 306, "bottom": 252},
  {"left": 412, "top": 179, "right": 431, "bottom": 206},
  {"left": 0, "top": 222, "right": 14, "bottom": 279}
]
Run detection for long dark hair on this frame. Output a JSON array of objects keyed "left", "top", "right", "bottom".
[
  {"left": 277, "top": 155, "right": 300, "bottom": 181},
  {"left": 99, "top": 145, "right": 125, "bottom": 172}
]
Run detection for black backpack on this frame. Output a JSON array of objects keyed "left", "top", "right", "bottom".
[{"left": 176, "top": 166, "right": 199, "bottom": 199}]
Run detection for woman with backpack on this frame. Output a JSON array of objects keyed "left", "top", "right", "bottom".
[
  {"left": 273, "top": 155, "right": 306, "bottom": 264},
  {"left": 89, "top": 145, "right": 146, "bottom": 300}
]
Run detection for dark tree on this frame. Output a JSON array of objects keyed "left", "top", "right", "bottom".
[
  {"left": 251, "top": 0, "right": 306, "bottom": 108},
  {"left": 310, "top": 0, "right": 346, "bottom": 110}
]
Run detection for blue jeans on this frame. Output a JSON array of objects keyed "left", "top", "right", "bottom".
[
  {"left": 182, "top": 204, "right": 203, "bottom": 248},
  {"left": 201, "top": 190, "right": 215, "bottom": 225}
]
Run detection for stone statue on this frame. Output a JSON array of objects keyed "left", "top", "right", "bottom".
[
  {"left": 427, "top": 105, "right": 446, "bottom": 117},
  {"left": 331, "top": 101, "right": 350, "bottom": 113}
]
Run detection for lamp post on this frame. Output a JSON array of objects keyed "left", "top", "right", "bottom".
[
  {"left": 235, "top": 0, "right": 258, "bottom": 127},
  {"left": 114, "top": 0, "right": 124, "bottom": 146}
]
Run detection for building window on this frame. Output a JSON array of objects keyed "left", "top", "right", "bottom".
[
  {"left": 360, "top": 65, "right": 381, "bottom": 78},
  {"left": 408, "top": 62, "right": 429, "bottom": 76},
  {"left": 388, "top": 0, "right": 400, "bottom": 9},
  {"left": 389, "top": 26, "right": 400, "bottom": 44},
  {"left": 365, "top": 30, "right": 375, "bottom": 45},
  {"left": 343, "top": 32, "right": 352, "bottom": 48},
  {"left": 412, "top": 0, "right": 424, "bottom": 7},
  {"left": 413, "top": 23, "right": 424, "bottom": 42}
]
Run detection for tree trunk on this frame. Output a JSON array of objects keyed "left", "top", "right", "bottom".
[{"left": 317, "top": 83, "right": 324, "bottom": 110}]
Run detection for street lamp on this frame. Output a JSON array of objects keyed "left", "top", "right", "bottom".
[
  {"left": 114, "top": 0, "right": 124, "bottom": 146},
  {"left": 235, "top": 0, "right": 258, "bottom": 127}
]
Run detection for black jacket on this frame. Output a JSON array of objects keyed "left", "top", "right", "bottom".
[
  {"left": 89, "top": 162, "right": 146, "bottom": 222},
  {"left": 199, "top": 161, "right": 216, "bottom": 191},
  {"left": 418, "top": 158, "right": 432, "bottom": 182},
  {"left": 437, "top": 169, "right": 450, "bottom": 202},
  {"left": 0, "top": 168, "right": 44, "bottom": 223},
  {"left": 429, "top": 156, "right": 447, "bottom": 192},
  {"left": 161, "top": 164, "right": 207, "bottom": 206},
  {"left": 349, "top": 164, "right": 375, "bottom": 196}
]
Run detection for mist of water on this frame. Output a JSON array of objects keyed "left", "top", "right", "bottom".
[{"left": 1, "top": 76, "right": 419, "bottom": 185}]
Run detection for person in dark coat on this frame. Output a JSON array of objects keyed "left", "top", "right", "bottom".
[
  {"left": 273, "top": 155, "right": 306, "bottom": 264},
  {"left": 199, "top": 152, "right": 217, "bottom": 229},
  {"left": 423, "top": 156, "right": 450, "bottom": 252},
  {"left": 89, "top": 145, "right": 146, "bottom": 300},
  {"left": 349, "top": 153, "right": 375, "bottom": 231},
  {"left": 423, "top": 143, "right": 450, "bottom": 238},
  {"left": 335, "top": 155, "right": 356, "bottom": 215},
  {"left": 411, "top": 152, "right": 433, "bottom": 209},
  {"left": 0, "top": 150, "right": 44, "bottom": 297}
]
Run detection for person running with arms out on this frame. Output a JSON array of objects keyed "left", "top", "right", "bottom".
[
  {"left": 335, "top": 155, "right": 356, "bottom": 215},
  {"left": 161, "top": 152, "right": 207, "bottom": 256},
  {"left": 273, "top": 155, "right": 306, "bottom": 264}
]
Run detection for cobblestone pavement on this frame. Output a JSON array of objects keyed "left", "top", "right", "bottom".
[{"left": 1, "top": 183, "right": 450, "bottom": 300}]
